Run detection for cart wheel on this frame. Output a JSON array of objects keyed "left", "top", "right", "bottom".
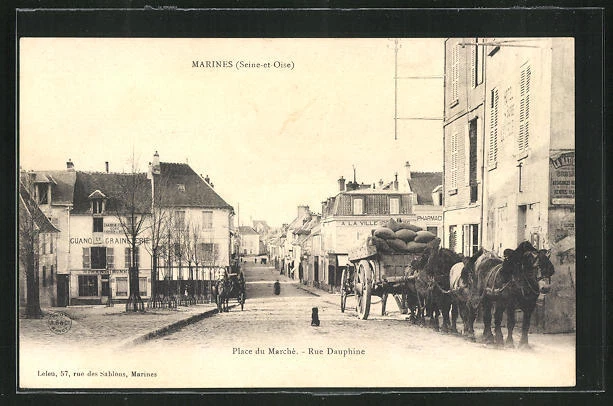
[
  {"left": 356, "top": 260, "right": 372, "bottom": 320},
  {"left": 340, "top": 268, "right": 348, "bottom": 313}
]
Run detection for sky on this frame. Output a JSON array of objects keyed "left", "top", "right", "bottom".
[{"left": 19, "top": 38, "right": 444, "bottom": 228}]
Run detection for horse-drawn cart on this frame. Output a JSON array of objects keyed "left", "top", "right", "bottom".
[
  {"left": 215, "top": 270, "right": 246, "bottom": 312},
  {"left": 344, "top": 240, "right": 423, "bottom": 320}
]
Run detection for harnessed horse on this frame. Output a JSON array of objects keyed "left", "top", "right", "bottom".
[{"left": 465, "top": 242, "right": 555, "bottom": 347}]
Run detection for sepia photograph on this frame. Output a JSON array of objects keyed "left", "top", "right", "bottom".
[{"left": 17, "top": 34, "right": 578, "bottom": 389}]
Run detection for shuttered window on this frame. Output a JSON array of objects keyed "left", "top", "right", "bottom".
[
  {"left": 518, "top": 64, "right": 531, "bottom": 156},
  {"left": 116, "top": 277, "right": 128, "bottom": 296},
  {"left": 450, "top": 45, "right": 460, "bottom": 105},
  {"left": 489, "top": 88, "right": 499, "bottom": 167},
  {"left": 450, "top": 131, "right": 458, "bottom": 190},
  {"left": 125, "top": 247, "right": 140, "bottom": 268},
  {"left": 82, "top": 247, "right": 91, "bottom": 269},
  {"left": 106, "top": 247, "right": 114, "bottom": 269}
]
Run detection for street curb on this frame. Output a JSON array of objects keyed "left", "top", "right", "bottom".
[
  {"left": 118, "top": 305, "right": 236, "bottom": 348},
  {"left": 294, "top": 284, "right": 321, "bottom": 297}
]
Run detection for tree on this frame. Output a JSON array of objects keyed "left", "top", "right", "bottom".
[
  {"left": 18, "top": 181, "right": 58, "bottom": 318},
  {"left": 143, "top": 172, "right": 172, "bottom": 308},
  {"left": 110, "top": 166, "right": 151, "bottom": 312}
]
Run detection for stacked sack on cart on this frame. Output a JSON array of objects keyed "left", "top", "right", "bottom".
[{"left": 368, "top": 218, "right": 437, "bottom": 254}]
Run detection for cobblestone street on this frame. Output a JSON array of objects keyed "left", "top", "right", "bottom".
[{"left": 20, "top": 261, "right": 575, "bottom": 389}]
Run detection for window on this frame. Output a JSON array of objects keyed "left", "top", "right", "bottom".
[
  {"left": 352, "top": 198, "right": 363, "bottom": 215},
  {"left": 469, "top": 118, "right": 478, "bottom": 203},
  {"left": 50, "top": 265, "right": 54, "bottom": 280},
  {"left": 91, "top": 247, "right": 107, "bottom": 269},
  {"left": 173, "top": 243, "right": 182, "bottom": 258},
  {"left": 92, "top": 199, "right": 103, "bottom": 214},
  {"left": 177, "top": 184, "right": 186, "bottom": 192},
  {"left": 202, "top": 211, "right": 213, "bottom": 229},
  {"left": 489, "top": 88, "right": 499, "bottom": 167},
  {"left": 116, "top": 277, "right": 128, "bottom": 296},
  {"left": 125, "top": 247, "right": 140, "bottom": 268},
  {"left": 82, "top": 248, "right": 91, "bottom": 269},
  {"left": 450, "top": 131, "right": 458, "bottom": 191},
  {"left": 427, "top": 226, "right": 438, "bottom": 237},
  {"left": 93, "top": 217, "right": 104, "bottom": 232},
  {"left": 200, "top": 243, "right": 217, "bottom": 263},
  {"left": 449, "top": 225, "right": 458, "bottom": 253},
  {"left": 139, "top": 278, "right": 148, "bottom": 297},
  {"left": 175, "top": 210, "right": 185, "bottom": 229},
  {"left": 449, "top": 44, "right": 459, "bottom": 106},
  {"left": 49, "top": 235, "right": 54, "bottom": 253},
  {"left": 78, "top": 275, "right": 98, "bottom": 297},
  {"left": 41, "top": 234, "right": 47, "bottom": 254},
  {"left": 470, "top": 39, "right": 484, "bottom": 87},
  {"left": 389, "top": 198, "right": 400, "bottom": 215},
  {"left": 42, "top": 266, "right": 47, "bottom": 287},
  {"left": 462, "top": 224, "right": 480, "bottom": 257},
  {"left": 37, "top": 184, "right": 48, "bottom": 204},
  {"left": 518, "top": 64, "right": 531, "bottom": 157},
  {"left": 106, "top": 247, "right": 114, "bottom": 270}
]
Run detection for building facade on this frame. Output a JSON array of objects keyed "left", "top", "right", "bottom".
[
  {"left": 443, "top": 37, "right": 575, "bottom": 332},
  {"left": 238, "top": 226, "right": 260, "bottom": 255}
]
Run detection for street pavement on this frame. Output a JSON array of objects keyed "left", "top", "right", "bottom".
[{"left": 19, "top": 261, "right": 576, "bottom": 389}]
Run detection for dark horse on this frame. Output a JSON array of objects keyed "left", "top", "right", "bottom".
[
  {"left": 465, "top": 241, "right": 555, "bottom": 348},
  {"left": 407, "top": 238, "right": 463, "bottom": 333},
  {"left": 214, "top": 276, "right": 231, "bottom": 312}
]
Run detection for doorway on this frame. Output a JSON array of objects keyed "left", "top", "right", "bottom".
[
  {"left": 56, "top": 275, "right": 69, "bottom": 307},
  {"left": 518, "top": 205, "right": 527, "bottom": 244}
]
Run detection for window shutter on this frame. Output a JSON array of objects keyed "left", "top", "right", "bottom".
[
  {"left": 135, "top": 247, "right": 140, "bottom": 268},
  {"left": 519, "top": 65, "right": 531, "bottom": 154},
  {"left": 470, "top": 44, "right": 477, "bottom": 87},
  {"left": 106, "top": 247, "right": 114, "bottom": 269},
  {"left": 82, "top": 247, "right": 90, "bottom": 269},
  {"left": 450, "top": 132, "right": 458, "bottom": 189},
  {"left": 125, "top": 247, "right": 131, "bottom": 268},
  {"left": 489, "top": 88, "right": 499, "bottom": 166}
]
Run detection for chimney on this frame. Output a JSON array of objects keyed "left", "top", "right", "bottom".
[
  {"left": 66, "top": 159, "right": 74, "bottom": 171},
  {"left": 378, "top": 179, "right": 384, "bottom": 189},
  {"left": 297, "top": 205, "right": 309, "bottom": 218},
  {"left": 394, "top": 172, "right": 399, "bottom": 191},
  {"left": 105, "top": 161, "right": 109, "bottom": 173},
  {"left": 405, "top": 161, "right": 412, "bottom": 180},
  {"left": 338, "top": 176, "right": 346, "bottom": 192},
  {"left": 152, "top": 151, "right": 160, "bottom": 175},
  {"left": 205, "top": 174, "right": 211, "bottom": 184}
]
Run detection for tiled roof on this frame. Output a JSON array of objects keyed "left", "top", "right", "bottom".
[
  {"left": 23, "top": 170, "right": 76, "bottom": 205},
  {"left": 72, "top": 172, "right": 152, "bottom": 214},
  {"left": 407, "top": 172, "right": 442, "bottom": 205},
  {"left": 238, "top": 226, "right": 259, "bottom": 235},
  {"left": 19, "top": 183, "right": 60, "bottom": 233},
  {"left": 156, "top": 162, "right": 233, "bottom": 210}
]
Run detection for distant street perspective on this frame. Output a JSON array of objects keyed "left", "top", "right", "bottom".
[{"left": 18, "top": 37, "right": 577, "bottom": 389}]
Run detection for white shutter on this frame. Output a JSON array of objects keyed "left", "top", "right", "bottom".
[
  {"left": 519, "top": 64, "right": 531, "bottom": 155},
  {"left": 470, "top": 44, "right": 477, "bottom": 88},
  {"left": 451, "top": 132, "right": 458, "bottom": 189},
  {"left": 489, "top": 88, "right": 499, "bottom": 166}
]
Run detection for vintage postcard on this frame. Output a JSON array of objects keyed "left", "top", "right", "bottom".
[{"left": 18, "top": 36, "right": 576, "bottom": 390}]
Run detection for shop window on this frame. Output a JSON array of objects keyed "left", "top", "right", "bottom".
[
  {"left": 90, "top": 247, "right": 107, "bottom": 269},
  {"left": 93, "top": 217, "right": 104, "bottom": 232},
  {"left": 78, "top": 275, "right": 98, "bottom": 297},
  {"left": 116, "top": 277, "right": 128, "bottom": 296}
]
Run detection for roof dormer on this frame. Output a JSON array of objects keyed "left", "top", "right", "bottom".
[{"left": 88, "top": 190, "right": 107, "bottom": 215}]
